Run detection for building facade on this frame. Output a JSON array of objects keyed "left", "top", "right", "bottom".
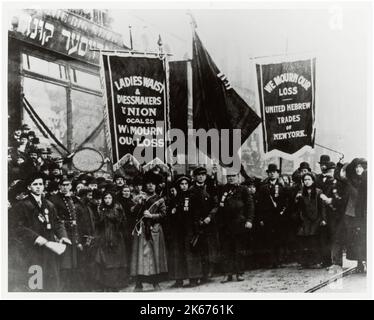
[{"left": 8, "top": 9, "right": 129, "bottom": 159}]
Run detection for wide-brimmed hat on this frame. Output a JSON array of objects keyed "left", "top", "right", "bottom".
[{"left": 144, "top": 171, "right": 162, "bottom": 185}]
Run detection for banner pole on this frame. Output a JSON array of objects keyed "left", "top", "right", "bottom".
[
  {"left": 159, "top": 35, "right": 174, "bottom": 198},
  {"left": 186, "top": 60, "right": 193, "bottom": 175}
]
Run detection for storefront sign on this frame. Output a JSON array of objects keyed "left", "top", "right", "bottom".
[{"left": 9, "top": 9, "right": 125, "bottom": 65}]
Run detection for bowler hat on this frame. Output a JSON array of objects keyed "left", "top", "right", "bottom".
[
  {"left": 266, "top": 163, "right": 280, "bottom": 173},
  {"left": 319, "top": 155, "right": 331, "bottom": 164},
  {"left": 298, "top": 162, "right": 311, "bottom": 172}
]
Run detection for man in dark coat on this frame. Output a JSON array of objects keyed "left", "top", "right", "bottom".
[
  {"left": 218, "top": 170, "right": 254, "bottom": 282},
  {"left": 315, "top": 155, "right": 331, "bottom": 190},
  {"left": 76, "top": 188, "right": 97, "bottom": 291},
  {"left": 9, "top": 173, "right": 67, "bottom": 291},
  {"left": 20, "top": 146, "right": 41, "bottom": 176},
  {"left": 113, "top": 173, "right": 126, "bottom": 195},
  {"left": 257, "top": 164, "right": 288, "bottom": 268},
  {"left": 318, "top": 161, "right": 347, "bottom": 268},
  {"left": 314, "top": 159, "right": 340, "bottom": 268},
  {"left": 49, "top": 177, "right": 83, "bottom": 291},
  {"left": 189, "top": 167, "right": 219, "bottom": 284}
]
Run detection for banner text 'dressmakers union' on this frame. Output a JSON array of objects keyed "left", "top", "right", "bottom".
[
  {"left": 102, "top": 56, "right": 166, "bottom": 169},
  {"left": 115, "top": 75, "right": 165, "bottom": 148}
]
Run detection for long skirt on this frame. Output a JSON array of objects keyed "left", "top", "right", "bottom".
[
  {"left": 345, "top": 216, "right": 366, "bottom": 261},
  {"left": 130, "top": 222, "right": 168, "bottom": 278},
  {"left": 297, "top": 235, "right": 321, "bottom": 266},
  {"left": 168, "top": 225, "right": 203, "bottom": 281},
  {"left": 94, "top": 239, "right": 128, "bottom": 289}
]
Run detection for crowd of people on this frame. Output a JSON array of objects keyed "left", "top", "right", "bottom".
[{"left": 8, "top": 124, "right": 368, "bottom": 292}]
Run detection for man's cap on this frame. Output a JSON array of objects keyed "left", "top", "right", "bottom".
[
  {"left": 193, "top": 166, "right": 207, "bottom": 176},
  {"left": 325, "top": 161, "right": 336, "bottom": 170}
]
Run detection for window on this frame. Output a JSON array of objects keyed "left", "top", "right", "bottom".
[
  {"left": 22, "top": 53, "right": 67, "bottom": 80},
  {"left": 71, "top": 90, "right": 105, "bottom": 154},
  {"left": 22, "top": 77, "right": 68, "bottom": 146},
  {"left": 70, "top": 68, "right": 102, "bottom": 91},
  {"left": 21, "top": 52, "right": 107, "bottom": 160}
]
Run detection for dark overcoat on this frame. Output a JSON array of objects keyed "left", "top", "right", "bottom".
[{"left": 9, "top": 194, "right": 67, "bottom": 291}]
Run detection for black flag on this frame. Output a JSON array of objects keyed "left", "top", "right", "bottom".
[{"left": 192, "top": 30, "right": 261, "bottom": 166}]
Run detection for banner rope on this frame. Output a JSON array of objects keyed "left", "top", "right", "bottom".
[{"left": 315, "top": 142, "right": 344, "bottom": 160}]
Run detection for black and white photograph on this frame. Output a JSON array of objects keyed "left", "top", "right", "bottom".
[{"left": 1, "top": 0, "right": 373, "bottom": 300}]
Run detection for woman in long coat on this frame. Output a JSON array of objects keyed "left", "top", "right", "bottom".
[
  {"left": 94, "top": 191, "right": 128, "bottom": 291},
  {"left": 295, "top": 173, "right": 327, "bottom": 268},
  {"left": 340, "top": 158, "right": 367, "bottom": 272},
  {"left": 168, "top": 176, "right": 204, "bottom": 288},
  {"left": 130, "top": 172, "right": 168, "bottom": 291}
]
